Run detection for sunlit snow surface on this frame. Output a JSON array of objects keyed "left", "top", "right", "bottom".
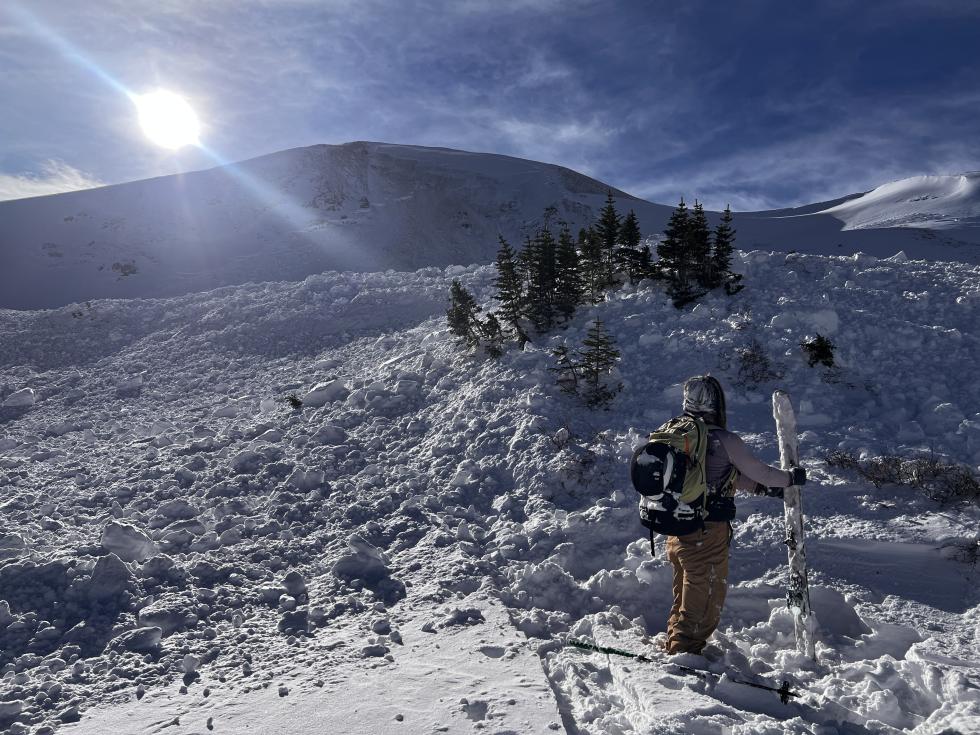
[{"left": 1, "top": 250, "right": 979, "bottom": 734}]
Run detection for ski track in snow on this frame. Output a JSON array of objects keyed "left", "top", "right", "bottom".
[{"left": 0, "top": 250, "right": 979, "bottom": 734}]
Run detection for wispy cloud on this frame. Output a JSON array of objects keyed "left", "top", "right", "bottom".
[{"left": 0, "top": 160, "right": 104, "bottom": 201}]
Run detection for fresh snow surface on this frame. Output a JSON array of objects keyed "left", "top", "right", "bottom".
[
  {"left": 1, "top": 251, "right": 979, "bottom": 734},
  {"left": 3, "top": 142, "right": 980, "bottom": 310},
  {"left": 818, "top": 174, "right": 980, "bottom": 232}
]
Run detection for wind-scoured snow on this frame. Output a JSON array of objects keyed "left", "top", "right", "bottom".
[
  {"left": 3, "top": 142, "right": 980, "bottom": 310},
  {"left": 1, "top": 249, "right": 978, "bottom": 734},
  {"left": 818, "top": 173, "right": 980, "bottom": 232}
]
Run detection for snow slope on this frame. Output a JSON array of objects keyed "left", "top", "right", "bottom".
[
  {"left": 817, "top": 174, "right": 980, "bottom": 232},
  {"left": 0, "top": 142, "right": 657, "bottom": 310},
  {"left": 3, "top": 143, "right": 980, "bottom": 310},
  {"left": 1, "top": 249, "right": 979, "bottom": 734}
]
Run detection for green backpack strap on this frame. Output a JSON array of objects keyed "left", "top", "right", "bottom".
[{"left": 648, "top": 415, "right": 708, "bottom": 505}]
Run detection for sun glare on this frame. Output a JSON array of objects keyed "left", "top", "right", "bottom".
[{"left": 134, "top": 90, "right": 201, "bottom": 150}]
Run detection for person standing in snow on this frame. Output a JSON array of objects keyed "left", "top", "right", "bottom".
[{"left": 664, "top": 375, "right": 806, "bottom": 655}]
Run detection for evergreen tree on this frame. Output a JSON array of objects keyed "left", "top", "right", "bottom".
[
  {"left": 577, "top": 319, "right": 622, "bottom": 408},
  {"left": 555, "top": 225, "right": 584, "bottom": 321},
  {"left": 658, "top": 198, "right": 698, "bottom": 307},
  {"left": 596, "top": 191, "right": 620, "bottom": 287},
  {"left": 493, "top": 236, "right": 527, "bottom": 341},
  {"left": 578, "top": 226, "right": 606, "bottom": 303},
  {"left": 446, "top": 279, "right": 482, "bottom": 349},
  {"left": 549, "top": 344, "right": 579, "bottom": 394},
  {"left": 689, "top": 200, "right": 712, "bottom": 288},
  {"left": 637, "top": 242, "right": 653, "bottom": 281},
  {"left": 525, "top": 227, "right": 558, "bottom": 332},
  {"left": 616, "top": 209, "right": 643, "bottom": 283},
  {"left": 710, "top": 204, "right": 740, "bottom": 293},
  {"left": 482, "top": 312, "right": 504, "bottom": 358}
]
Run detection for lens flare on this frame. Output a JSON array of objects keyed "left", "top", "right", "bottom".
[{"left": 135, "top": 90, "right": 201, "bottom": 149}]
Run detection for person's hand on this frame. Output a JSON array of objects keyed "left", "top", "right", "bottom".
[
  {"left": 754, "top": 483, "right": 785, "bottom": 499},
  {"left": 790, "top": 467, "right": 807, "bottom": 486}
]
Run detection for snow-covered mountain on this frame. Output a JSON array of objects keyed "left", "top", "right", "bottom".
[
  {"left": 2, "top": 142, "right": 980, "bottom": 310},
  {"left": 1, "top": 250, "right": 978, "bottom": 734},
  {"left": 816, "top": 173, "right": 980, "bottom": 231},
  {"left": 0, "top": 142, "right": 659, "bottom": 310}
]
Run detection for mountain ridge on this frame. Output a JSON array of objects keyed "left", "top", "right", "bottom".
[{"left": 1, "top": 141, "right": 978, "bottom": 310}]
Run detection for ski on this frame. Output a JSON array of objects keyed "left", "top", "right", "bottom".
[
  {"left": 566, "top": 639, "right": 801, "bottom": 704},
  {"left": 772, "top": 390, "right": 816, "bottom": 660}
]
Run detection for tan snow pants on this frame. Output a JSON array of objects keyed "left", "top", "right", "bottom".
[{"left": 666, "top": 521, "right": 730, "bottom": 655}]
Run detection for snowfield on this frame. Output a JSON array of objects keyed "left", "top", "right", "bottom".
[{"left": 1, "top": 250, "right": 979, "bottom": 734}]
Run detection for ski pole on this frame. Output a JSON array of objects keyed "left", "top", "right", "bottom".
[{"left": 567, "top": 639, "right": 801, "bottom": 705}]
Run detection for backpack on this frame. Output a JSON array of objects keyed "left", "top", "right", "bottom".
[{"left": 630, "top": 415, "right": 739, "bottom": 544}]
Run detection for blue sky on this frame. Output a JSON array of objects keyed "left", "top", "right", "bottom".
[{"left": 1, "top": 0, "right": 978, "bottom": 209}]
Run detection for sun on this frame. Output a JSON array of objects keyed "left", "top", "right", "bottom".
[{"left": 134, "top": 90, "right": 201, "bottom": 150}]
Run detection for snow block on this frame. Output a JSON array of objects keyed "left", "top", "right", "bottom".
[
  {"left": 302, "top": 379, "right": 349, "bottom": 407},
  {"left": 100, "top": 521, "right": 158, "bottom": 563},
  {"left": 2, "top": 388, "right": 35, "bottom": 408}
]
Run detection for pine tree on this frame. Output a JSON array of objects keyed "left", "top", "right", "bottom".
[
  {"left": 578, "top": 226, "right": 605, "bottom": 303},
  {"left": 596, "top": 191, "right": 620, "bottom": 288},
  {"left": 616, "top": 209, "right": 643, "bottom": 283},
  {"left": 637, "top": 242, "right": 653, "bottom": 281},
  {"left": 689, "top": 200, "right": 712, "bottom": 288},
  {"left": 658, "top": 198, "right": 698, "bottom": 307},
  {"left": 711, "top": 204, "right": 740, "bottom": 293},
  {"left": 577, "top": 319, "right": 621, "bottom": 408},
  {"left": 555, "top": 226, "right": 584, "bottom": 321},
  {"left": 446, "top": 279, "right": 482, "bottom": 349},
  {"left": 482, "top": 312, "right": 504, "bottom": 358},
  {"left": 493, "top": 236, "right": 527, "bottom": 341},
  {"left": 525, "top": 227, "right": 558, "bottom": 332},
  {"left": 549, "top": 344, "right": 579, "bottom": 394}
]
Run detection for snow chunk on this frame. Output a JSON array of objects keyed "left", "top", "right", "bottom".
[
  {"left": 302, "top": 379, "right": 350, "bottom": 407},
  {"left": 332, "top": 534, "right": 391, "bottom": 583},
  {"left": 101, "top": 521, "right": 158, "bottom": 563},
  {"left": 286, "top": 466, "right": 326, "bottom": 492},
  {"left": 0, "top": 532, "right": 27, "bottom": 560},
  {"left": 2, "top": 388, "right": 35, "bottom": 408},
  {"left": 312, "top": 424, "right": 347, "bottom": 445}
]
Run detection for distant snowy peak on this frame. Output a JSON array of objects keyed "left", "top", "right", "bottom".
[{"left": 817, "top": 173, "right": 980, "bottom": 231}]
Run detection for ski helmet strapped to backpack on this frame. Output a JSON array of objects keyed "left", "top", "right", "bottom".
[
  {"left": 631, "top": 375, "right": 736, "bottom": 539},
  {"left": 631, "top": 415, "right": 710, "bottom": 537}
]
